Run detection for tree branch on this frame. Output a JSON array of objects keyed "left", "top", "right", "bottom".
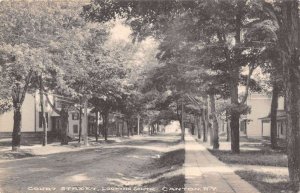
[
  {"left": 43, "top": 91, "right": 61, "bottom": 115},
  {"left": 186, "top": 94, "right": 204, "bottom": 113},
  {"left": 20, "top": 69, "right": 33, "bottom": 105},
  {"left": 239, "top": 63, "right": 256, "bottom": 105}
]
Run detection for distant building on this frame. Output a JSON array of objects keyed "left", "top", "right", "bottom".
[{"left": 240, "top": 92, "right": 285, "bottom": 138}]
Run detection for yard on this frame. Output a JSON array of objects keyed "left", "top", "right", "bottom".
[{"left": 204, "top": 136, "right": 293, "bottom": 193}]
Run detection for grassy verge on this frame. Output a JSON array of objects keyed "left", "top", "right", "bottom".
[
  {"left": 209, "top": 149, "right": 287, "bottom": 167},
  {"left": 236, "top": 170, "right": 296, "bottom": 193},
  {"left": 205, "top": 136, "right": 292, "bottom": 193},
  {"left": 208, "top": 135, "right": 287, "bottom": 167},
  {"left": 143, "top": 174, "right": 185, "bottom": 193},
  {"left": 0, "top": 151, "right": 36, "bottom": 160},
  {"left": 132, "top": 140, "right": 185, "bottom": 193}
]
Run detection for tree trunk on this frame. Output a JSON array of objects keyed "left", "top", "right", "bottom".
[
  {"left": 127, "top": 121, "right": 131, "bottom": 137},
  {"left": 153, "top": 123, "right": 155, "bottom": 134},
  {"left": 193, "top": 116, "right": 198, "bottom": 137},
  {"left": 229, "top": 2, "right": 243, "bottom": 154},
  {"left": 270, "top": 81, "right": 279, "bottom": 149},
  {"left": 191, "top": 121, "right": 195, "bottom": 135},
  {"left": 181, "top": 101, "right": 185, "bottom": 141},
  {"left": 230, "top": 70, "right": 240, "bottom": 153},
  {"left": 12, "top": 104, "right": 22, "bottom": 151},
  {"left": 60, "top": 107, "right": 69, "bottom": 145},
  {"left": 226, "top": 122, "right": 231, "bottom": 142},
  {"left": 204, "top": 96, "right": 209, "bottom": 142},
  {"left": 208, "top": 96, "right": 213, "bottom": 146},
  {"left": 131, "top": 120, "right": 134, "bottom": 136},
  {"left": 230, "top": 111, "right": 240, "bottom": 153},
  {"left": 197, "top": 115, "right": 201, "bottom": 139},
  {"left": 226, "top": 111, "right": 231, "bottom": 142},
  {"left": 103, "top": 111, "right": 109, "bottom": 141},
  {"left": 83, "top": 99, "right": 88, "bottom": 146},
  {"left": 209, "top": 94, "right": 219, "bottom": 149},
  {"left": 201, "top": 110, "right": 207, "bottom": 142},
  {"left": 78, "top": 106, "right": 82, "bottom": 143},
  {"left": 141, "top": 119, "right": 144, "bottom": 134},
  {"left": 121, "top": 120, "right": 124, "bottom": 137},
  {"left": 286, "top": 67, "right": 300, "bottom": 190},
  {"left": 39, "top": 76, "right": 47, "bottom": 146},
  {"left": 150, "top": 123, "right": 154, "bottom": 135},
  {"left": 95, "top": 110, "right": 99, "bottom": 142},
  {"left": 209, "top": 121, "right": 213, "bottom": 146},
  {"left": 280, "top": 0, "right": 300, "bottom": 189}
]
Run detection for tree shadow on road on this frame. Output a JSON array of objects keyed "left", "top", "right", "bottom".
[
  {"left": 107, "top": 142, "right": 185, "bottom": 193},
  {"left": 143, "top": 174, "right": 185, "bottom": 193},
  {"left": 0, "top": 133, "right": 185, "bottom": 193}
]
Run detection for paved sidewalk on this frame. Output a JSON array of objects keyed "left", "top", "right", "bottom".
[{"left": 184, "top": 133, "right": 260, "bottom": 193}]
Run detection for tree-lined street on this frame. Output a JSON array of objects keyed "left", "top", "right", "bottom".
[
  {"left": 0, "top": 0, "right": 300, "bottom": 192},
  {"left": 0, "top": 129, "right": 263, "bottom": 193}
]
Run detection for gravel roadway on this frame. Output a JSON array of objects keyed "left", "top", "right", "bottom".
[{"left": 0, "top": 133, "right": 184, "bottom": 193}]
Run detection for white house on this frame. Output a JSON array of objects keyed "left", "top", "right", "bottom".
[
  {"left": 240, "top": 92, "right": 285, "bottom": 138},
  {"left": 0, "top": 91, "right": 134, "bottom": 142},
  {"left": 0, "top": 92, "right": 88, "bottom": 139}
]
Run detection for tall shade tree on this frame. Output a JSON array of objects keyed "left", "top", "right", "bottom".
[
  {"left": 247, "top": 0, "right": 300, "bottom": 188},
  {"left": 0, "top": 44, "right": 45, "bottom": 150},
  {"left": 0, "top": 0, "right": 90, "bottom": 148},
  {"left": 268, "top": 0, "right": 300, "bottom": 189},
  {"left": 245, "top": 0, "right": 300, "bottom": 189},
  {"left": 83, "top": 0, "right": 267, "bottom": 153}
]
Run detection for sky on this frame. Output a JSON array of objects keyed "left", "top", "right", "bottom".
[
  {"left": 109, "top": 20, "right": 160, "bottom": 69},
  {"left": 110, "top": 21, "right": 132, "bottom": 42}
]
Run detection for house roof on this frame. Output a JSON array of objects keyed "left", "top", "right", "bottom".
[{"left": 259, "top": 110, "right": 287, "bottom": 122}]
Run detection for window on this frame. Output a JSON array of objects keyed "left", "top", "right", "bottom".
[
  {"left": 72, "top": 113, "right": 79, "bottom": 120},
  {"left": 281, "top": 122, "right": 284, "bottom": 135},
  {"left": 73, "top": 125, "right": 79, "bottom": 134},
  {"left": 39, "top": 112, "right": 48, "bottom": 128}
]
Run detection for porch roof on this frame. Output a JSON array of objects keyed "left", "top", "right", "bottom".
[{"left": 259, "top": 110, "right": 287, "bottom": 122}]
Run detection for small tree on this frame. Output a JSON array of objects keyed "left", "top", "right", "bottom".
[{"left": 0, "top": 45, "right": 46, "bottom": 150}]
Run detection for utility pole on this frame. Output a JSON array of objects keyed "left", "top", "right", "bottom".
[
  {"left": 137, "top": 114, "right": 141, "bottom": 135},
  {"left": 83, "top": 97, "right": 88, "bottom": 146}
]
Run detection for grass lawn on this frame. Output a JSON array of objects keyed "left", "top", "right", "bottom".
[
  {"left": 209, "top": 148, "right": 287, "bottom": 167},
  {"left": 203, "top": 136, "right": 294, "bottom": 193},
  {"left": 236, "top": 170, "right": 294, "bottom": 193}
]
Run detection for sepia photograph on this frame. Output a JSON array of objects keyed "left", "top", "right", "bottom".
[{"left": 0, "top": 0, "right": 299, "bottom": 192}]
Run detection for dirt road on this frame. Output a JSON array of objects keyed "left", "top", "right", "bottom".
[{"left": 0, "top": 133, "right": 184, "bottom": 193}]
